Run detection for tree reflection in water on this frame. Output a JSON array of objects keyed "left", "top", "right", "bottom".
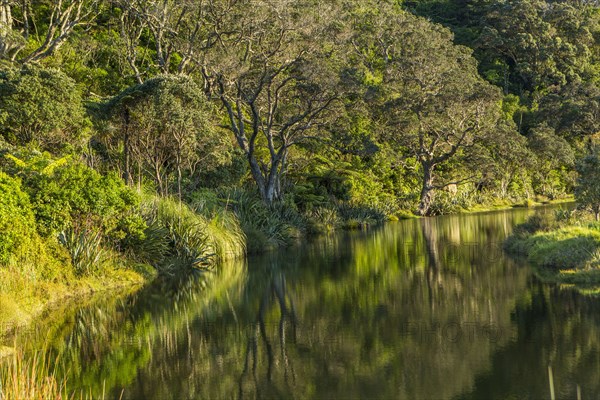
[
  {"left": 4, "top": 206, "right": 600, "bottom": 399},
  {"left": 238, "top": 269, "right": 298, "bottom": 399}
]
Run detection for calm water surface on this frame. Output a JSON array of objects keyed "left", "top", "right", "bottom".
[{"left": 6, "top": 206, "right": 600, "bottom": 399}]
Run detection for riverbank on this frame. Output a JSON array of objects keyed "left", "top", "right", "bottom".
[
  {"left": 461, "top": 196, "right": 575, "bottom": 215},
  {"left": 504, "top": 211, "right": 600, "bottom": 293},
  {"left": 0, "top": 264, "right": 154, "bottom": 338},
  {"left": 0, "top": 193, "right": 574, "bottom": 337}
]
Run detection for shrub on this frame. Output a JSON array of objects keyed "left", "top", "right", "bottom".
[
  {"left": 0, "top": 65, "right": 90, "bottom": 152},
  {"left": 0, "top": 171, "right": 69, "bottom": 280},
  {"left": 3, "top": 152, "right": 143, "bottom": 239},
  {"left": 141, "top": 195, "right": 245, "bottom": 271},
  {"left": 58, "top": 228, "right": 108, "bottom": 276},
  {"left": 0, "top": 172, "right": 37, "bottom": 264}
]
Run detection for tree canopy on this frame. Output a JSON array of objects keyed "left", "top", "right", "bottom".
[{"left": 2, "top": 0, "right": 599, "bottom": 217}]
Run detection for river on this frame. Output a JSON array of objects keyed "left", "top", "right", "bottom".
[{"left": 3, "top": 205, "right": 600, "bottom": 399}]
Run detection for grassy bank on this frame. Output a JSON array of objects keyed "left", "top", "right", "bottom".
[
  {"left": 0, "top": 265, "right": 153, "bottom": 337},
  {"left": 0, "top": 192, "right": 249, "bottom": 337},
  {"left": 504, "top": 210, "right": 600, "bottom": 293},
  {"left": 0, "top": 154, "right": 246, "bottom": 337}
]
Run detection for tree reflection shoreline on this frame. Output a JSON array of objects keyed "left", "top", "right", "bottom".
[{"left": 5, "top": 206, "right": 600, "bottom": 399}]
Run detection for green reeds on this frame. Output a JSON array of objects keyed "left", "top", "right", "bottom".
[
  {"left": 58, "top": 228, "right": 107, "bottom": 276},
  {"left": 1, "top": 347, "right": 68, "bottom": 400},
  {"left": 0, "top": 346, "right": 108, "bottom": 400},
  {"left": 141, "top": 195, "right": 246, "bottom": 271}
]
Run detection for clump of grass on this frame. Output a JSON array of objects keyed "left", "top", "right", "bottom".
[
  {"left": 1, "top": 347, "right": 67, "bottom": 400},
  {"left": 337, "top": 204, "right": 386, "bottom": 229},
  {"left": 505, "top": 212, "right": 600, "bottom": 290},
  {"left": 203, "top": 210, "right": 246, "bottom": 260},
  {"left": 58, "top": 228, "right": 108, "bottom": 277},
  {"left": 305, "top": 206, "right": 339, "bottom": 233},
  {"left": 522, "top": 198, "right": 537, "bottom": 208},
  {"left": 215, "top": 188, "right": 303, "bottom": 253},
  {"left": 141, "top": 195, "right": 245, "bottom": 271}
]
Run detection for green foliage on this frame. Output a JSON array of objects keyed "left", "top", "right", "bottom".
[
  {"left": 575, "top": 151, "right": 600, "bottom": 220},
  {"left": 58, "top": 228, "right": 108, "bottom": 277},
  {"left": 0, "top": 172, "right": 37, "bottom": 263},
  {"left": 100, "top": 74, "right": 231, "bottom": 196},
  {"left": 216, "top": 188, "right": 304, "bottom": 253},
  {"left": 3, "top": 0, "right": 600, "bottom": 325},
  {"left": 0, "top": 171, "right": 73, "bottom": 284},
  {"left": 480, "top": 0, "right": 596, "bottom": 93},
  {"left": 537, "top": 82, "right": 600, "bottom": 140},
  {"left": 527, "top": 124, "right": 576, "bottom": 199},
  {"left": 337, "top": 204, "right": 386, "bottom": 228},
  {"left": 3, "top": 152, "right": 141, "bottom": 238},
  {"left": 0, "top": 65, "right": 89, "bottom": 151},
  {"left": 142, "top": 196, "right": 245, "bottom": 272}
]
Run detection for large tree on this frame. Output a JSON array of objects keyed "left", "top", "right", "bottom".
[
  {"left": 349, "top": 2, "right": 510, "bottom": 215},
  {"left": 101, "top": 75, "right": 228, "bottom": 197},
  {"left": 480, "top": 0, "right": 598, "bottom": 95},
  {"left": 202, "top": 0, "right": 344, "bottom": 204}
]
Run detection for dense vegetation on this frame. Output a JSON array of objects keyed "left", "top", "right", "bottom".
[
  {"left": 2, "top": 0, "right": 600, "bottom": 329},
  {"left": 503, "top": 146, "right": 600, "bottom": 289}
]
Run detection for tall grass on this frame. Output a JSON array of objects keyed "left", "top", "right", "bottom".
[
  {"left": 214, "top": 188, "right": 304, "bottom": 252},
  {"left": 141, "top": 195, "right": 245, "bottom": 271},
  {"left": 58, "top": 228, "right": 107, "bottom": 276},
  {"left": 0, "top": 347, "right": 107, "bottom": 400},
  {"left": 1, "top": 347, "right": 68, "bottom": 400}
]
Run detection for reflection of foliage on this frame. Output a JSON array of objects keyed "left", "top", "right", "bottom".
[
  {"left": 11, "top": 258, "right": 246, "bottom": 398},
  {"left": 9, "top": 208, "right": 600, "bottom": 399}
]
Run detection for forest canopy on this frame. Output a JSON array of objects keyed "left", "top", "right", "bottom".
[{"left": 1, "top": 0, "right": 599, "bottom": 278}]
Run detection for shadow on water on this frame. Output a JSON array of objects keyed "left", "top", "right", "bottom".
[{"left": 3, "top": 205, "right": 600, "bottom": 399}]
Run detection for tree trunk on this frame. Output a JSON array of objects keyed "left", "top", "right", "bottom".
[
  {"left": 177, "top": 164, "right": 182, "bottom": 201},
  {"left": 247, "top": 155, "right": 268, "bottom": 202},
  {"left": 247, "top": 153, "right": 283, "bottom": 205},
  {"left": 418, "top": 162, "right": 435, "bottom": 216},
  {"left": 264, "top": 158, "right": 282, "bottom": 204},
  {"left": 122, "top": 109, "right": 132, "bottom": 185},
  {"left": 265, "top": 175, "right": 281, "bottom": 204},
  {"left": 154, "top": 163, "right": 164, "bottom": 196},
  {"left": 0, "top": 2, "right": 13, "bottom": 57}
]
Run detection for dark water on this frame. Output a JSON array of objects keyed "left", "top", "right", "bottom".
[{"left": 6, "top": 206, "right": 600, "bottom": 399}]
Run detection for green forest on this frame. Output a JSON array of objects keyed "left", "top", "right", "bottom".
[{"left": 2, "top": 0, "right": 600, "bottom": 332}]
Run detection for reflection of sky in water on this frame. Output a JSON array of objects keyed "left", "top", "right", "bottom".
[{"left": 8, "top": 204, "right": 600, "bottom": 400}]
